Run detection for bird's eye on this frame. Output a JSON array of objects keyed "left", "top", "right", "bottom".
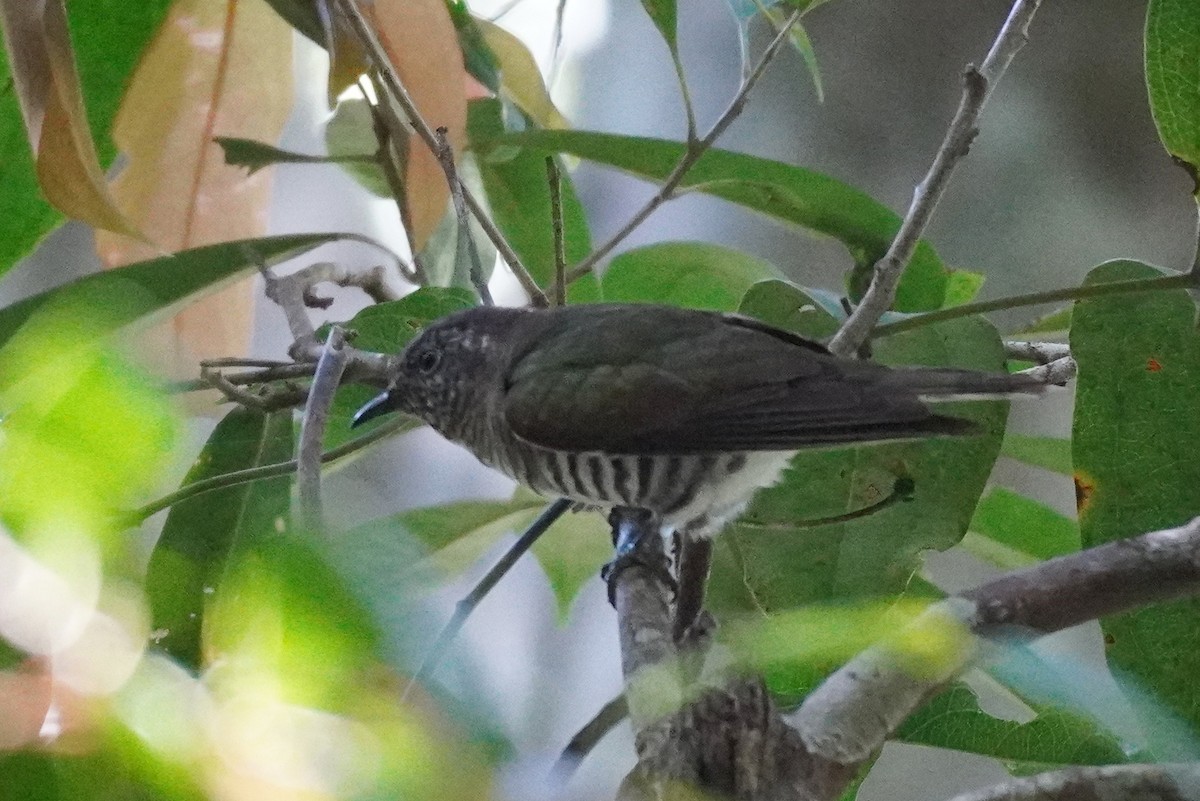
[{"left": 417, "top": 350, "right": 440, "bottom": 374}]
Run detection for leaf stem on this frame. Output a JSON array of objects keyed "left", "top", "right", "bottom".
[{"left": 871, "top": 271, "right": 1196, "bottom": 339}]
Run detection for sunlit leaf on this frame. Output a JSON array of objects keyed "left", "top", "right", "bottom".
[
  {"left": 1146, "top": 0, "right": 1200, "bottom": 189},
  {"left": 1072, "top": 258, "right": 1200, "bottom": 758},
  {"left": 1000, "top": 432, "right": 1072, "bottom": 475},
  {"left": 496, "top": 129, "right": 949, "bottom": 310},
  {"left": 602, "top": 242, "right": 779, "bottom": 310},
  {"left": 469, "top": 99, "right": 598, "bottom": 302},
  {"left": 0, "top": 0, "right": 141, "bottom": 237},
  {"left": 94, "top": 0, "right": 294, "bottom": 377},
  {"left": 943, "top": 269, "right": 985, "bottom": 307},
  {"left": 1011, "top": 306, "right": 1072, "bottom": 336},
  {"left": 475, "top": 18, "right": 569, "bottom": 130}
]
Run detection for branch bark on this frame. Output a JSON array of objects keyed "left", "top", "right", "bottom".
[{"left": 944, "top": 764, "right": 1200, "bottom": 801}]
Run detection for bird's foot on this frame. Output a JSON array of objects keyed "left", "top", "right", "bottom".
[{"left": 603, "top": 507, "right": 674, "bottom": 607}]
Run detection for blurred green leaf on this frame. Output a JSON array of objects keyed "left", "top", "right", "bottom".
[
  {"left": 968, "top": 487, "right": 1079, "bottom": 563},
  {"left": 1000, "top": 433, "right": 1073, "bottom": 475},
  {"left": 1011, "top": 307, "right": 1072, "bottom": 336},
  {"left": 147, "top": 408, "right": 294, "bottom": 670},
  {"left": 469, "top": 100, "right": 599, "bottom": 302},
  {"left": 602, "top": 242, "right": 779, "bottom": 310},
  {"left": 449, "top": 3, "right": 500, "bottom": 92},
  {"left": 0, "top": 310, "right": 178, "bottom": 537},
  {"left": 1145, "top": 0, "right": 1200, "bottom": 187},
  {"left": 322, "top": 286, "right": 476, "bottom": 450},
  {"left": 0, "top": 0, "right": 173, "bottom": 273},
  {"left": 215, "top": 135, "right": 376, "bottom": 174},
  {"left": 1072, "top": 258, "right": 1200, "bottom": 758},
  {"left": 326, "top": 97, "right": 390, "bottom": 196},
  {"left": 896, "top": 682, "right": 1128, "bottom": 765},
  {"left": 0, "top": 234, "right": 344, "bottom": 349},
  {"left": 712, "top": 285, "right": 1008, "bottom": 613},
  {"left": 495, "top": 129, "right": 948, "bottom": 310},
  {"left": 943, "top": 269, "right": 986, "bottom": 307}
]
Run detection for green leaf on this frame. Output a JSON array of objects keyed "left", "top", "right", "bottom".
[
  {"left": 711, "top": 284, "right": 1008, "bottom": 613},
  {"left": 943, "top": 269, "right": 986, "bottom": 307},
  {"left": 347, "top": 490, "right": 609, "bottom": 619},
  {"left": 323, "top": 286, "right": 476, "bottom": 450},
  {"left": 417, "top": 155, "right": 497, "bottom": 290},
  {"left": 602, "top": 242, "right": 779, "bottom": 310},
  {"left": 1000, "top": 433, "right": 1073, "bottom": 475},
  {"left": 762, "top": 7, "right": 823, "bottom": 102},
  {"left": 146, "top": 408, "right": 294, "bottom": 670},
  {"left": 1071, "top": 258, "right": 1200, "bottom": 758},
  {"left": 0, "top": 0, "right": 173, "bottom": 273},
  {"left": 968, "top": 487, "right": 1079, "bottom": 563},
  {"left": 896, "top": 682, "right": 1128, "bottom": 765},
  {"left": 0, "top": 233, "right": 343, "bottom": 349},
  {"left": 494, "top": 129, "right": 949, "bottom": 311},
  {"left": 1145, "top": 0, "right": 1200, "bottom": 187},
  {"left": 326, "top": 98, "right": 390, "bottom": 197},
  {"left": 469, "top": 100, "right": 598, "bottom": 302},
  {"left": 1011, "top": 307, "right": 1072, "bottom": 336},
  {"left": 640, "top": 0, "right": 678, "bottom": 51},
  {"left": 738, "top": 279, "right": 844, "bottom": 340}
]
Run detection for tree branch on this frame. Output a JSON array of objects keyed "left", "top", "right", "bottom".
[
  {"left": 944, "top": 764, "right": 1200, "bottom": 801},
  {"left": 435, "top": 126, "right": 493, "bottom": 306},
  {"left": 297, "top": 326, "right": 348, "bottom": 532},
  {"left": 828, "top": 0, "right": 1044, "bottom": 357},
  {"left": 795, "top": 516, "right": 1200, "bottom": 767},
  {"left": 334, "top": 0, "right": 549, "bottom": 306}
]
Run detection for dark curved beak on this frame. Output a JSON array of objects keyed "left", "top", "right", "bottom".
[{"left": 351, "top": 389, "right": 399, "bottom": 428}]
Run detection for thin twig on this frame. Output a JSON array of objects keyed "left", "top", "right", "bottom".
[
  {"left": 549, "top": 9, "right": 801, "bottom": 295},
  {"left": 795, "top": 515, "right": 1200, "bottom": 766},
  {"left": 944, "top": 764, "right": 1200, "bottom": 801},
  {"left": 403, "top": 498, "right": 572, "bottom": 699},
  {"left": 546, "top": 157, "right": 567, "bottom": 306},
  {"left": 546, "top": 0, "right": 569, "bottom": 89},
  {"left": 261, "top": 264, "right": 318, "bottom": 351},
  {"left": 201, "top": 366, "right": 270, "bottom": 409},
  {"left": 435, "top": 127, "right": 493, "bottom": 305},
  {"left": 125, "top": 415, "right": 411, "bottom": 526},
  {"left": 554, "top": 694, "right": 630, "bottom": 778},
  {"left": 335, "top": 0, "right": 548, "bottom": 306},
  {"left": 828, "top": 0, "right": 1044, "bottom": 357},
  {"left": 871, "top": 270, "right": 1198, "bottom": 340},
  {"left": 297, "top": 326, "right": 349, "bottom": 533}
]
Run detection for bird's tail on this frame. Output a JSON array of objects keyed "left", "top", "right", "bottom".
[{"left": 880, "top": 367, "right": 1046, "bottom": 402}]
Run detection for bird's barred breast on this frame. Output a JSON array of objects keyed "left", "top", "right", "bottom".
[{"left": 496, "top": 441, "right": 794, "bottom": 537}]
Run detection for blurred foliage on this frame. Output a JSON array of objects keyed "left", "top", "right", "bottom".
[{"left": 1, "top": 0, "right": 1199, "bottom": 798}]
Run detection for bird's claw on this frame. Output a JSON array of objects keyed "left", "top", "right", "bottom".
[{"left": 602, "top": 552, "right": 677, "bottom": 607}]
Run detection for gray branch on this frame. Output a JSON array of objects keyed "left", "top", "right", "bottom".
[
  {"left": 297, "top": 325, "right": 349, "bottom": 533},
  {"left": 828, "top": 0, "right": 1043, "bottom": 357},
  {"left": 944, "top": 764, "right": 1200, "bottom": 801}
]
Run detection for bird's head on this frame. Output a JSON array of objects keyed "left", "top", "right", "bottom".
[{"left": 351, "top": 306, "right": 525, "bottom": 437}]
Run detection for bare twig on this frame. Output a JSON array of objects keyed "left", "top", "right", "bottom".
[
  {"left": 334, "top": 0, "right": 548, "bottom": 306},
  {"left": 261, "top": 265, "right": 319, "bottom": 351},
  {"left": 297, "top": 326, "right": 349, "bottom": 533},
  {"left": 946, "top": 764, "right": 1200, "bottom": 801},
  {"left": 125, "top": 415, "right": 410, "bottom": 526},
  {"left": 795, "top": 516, "right": 1200, "bottom": 766},
  {"left": 828, "top": 0, "right": 1044, "bottom": 357},
  {"left": 546, "top": 157, "right": 567, "bottom": 306},
  {"left": 555, "top": 694, "right": 630, "bottom": 778},
  {"left": 403, "top": 498, "right": 572, "bottom": 699},
  {"left": 201, "top": 366, "right": 271, "bottom": 409},
  {"left": 549, "top": 9, "right": 801, "bottom": 295},
  {"left": 435, "top": 127, "right": 493, "bottom": 305}
]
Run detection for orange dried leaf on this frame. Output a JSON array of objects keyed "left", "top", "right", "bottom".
[
  {"left": 95, "top": 0, "right": 293, "bottom": 376},
  {"left": 0, "top": 0, "right": 141, "bottom": 237},
  {"left": 360, "top": 0, "right": 468, "bottom": 250}
]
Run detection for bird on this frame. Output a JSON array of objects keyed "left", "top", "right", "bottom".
[{"left": 352, "top": 303, "right": 1042, "bottom": 543}]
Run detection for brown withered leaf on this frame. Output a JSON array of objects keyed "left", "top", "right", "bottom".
[
  {"left": 95, "top": 0, "right": 293, "bottom": 378},
  {"left": 0, "top": 0, "right": 141, "bottom": 237},
  {"left": 360, "top": 0, "right": 469, "bottom": 251}
]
